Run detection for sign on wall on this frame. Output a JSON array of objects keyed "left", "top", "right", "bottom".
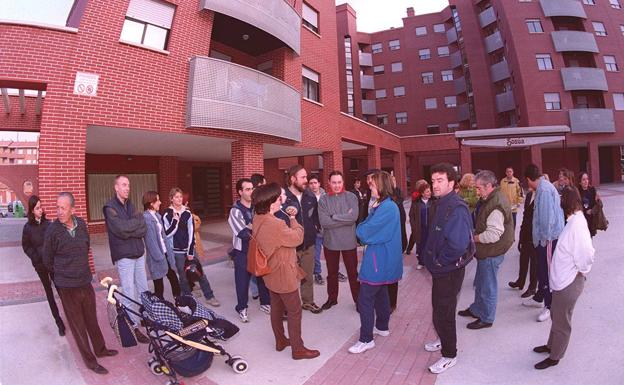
[
  {"left": 462, "top": 135, "right": 566, "bottom": 148},
  {"left": 73, "top": 72, "right": 99, "bottom": 97}
]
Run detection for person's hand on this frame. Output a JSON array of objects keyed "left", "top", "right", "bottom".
[
  {"left": 586, "top": 209, "right": 592, "bottom": 215},
  {"left": 473, "top": 234, "right": 480, "bottom": 243},
  {"left": 246, "top": 223, "right": 253, "bottom": 230},
  {"left": 187, "top": 255, "right": 193, "bottom": 260},
  {"left": 285, "top": 206, "right": 298, "bottom": 216},
  {"left": 173, "top": 211, "right": 181, "bottom": 220}
]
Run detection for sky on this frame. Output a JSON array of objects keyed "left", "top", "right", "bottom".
[{"left": 336, "top": 0, "right": 450, "bottom": 33}]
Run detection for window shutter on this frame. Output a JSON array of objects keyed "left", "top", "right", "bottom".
[{"left": 126, "top": 0, "right": 175, "bottom": 29}]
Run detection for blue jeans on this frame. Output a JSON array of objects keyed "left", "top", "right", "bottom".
[
  {"left": 173, "top": 252, "right": 214, "bottom": 300},
  {"left": 233, "top": 250, "right": 270, "bottom": 311},
  {"left": 116, "top": 256, "right": 149, "bottom": 327},
  {"left": 469, "top": 255, "right": 504, "bottom": 324},
  {"left": 250, "top": 276, "right": 259, "bottom": 297},
  {"left": 357, "top": 283, "right": 390, "bottom": 343},
  {"left": 314, "top": 233, "right": 323, "bottom": 275}
]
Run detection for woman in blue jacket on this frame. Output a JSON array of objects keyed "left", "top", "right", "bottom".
[{"left": 349, "top": 171, "right": 403, "bottom": 354}]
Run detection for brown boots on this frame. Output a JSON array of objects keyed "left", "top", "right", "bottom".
[{"left": 292, "top": 347, "right": 320, "bottom": 360}]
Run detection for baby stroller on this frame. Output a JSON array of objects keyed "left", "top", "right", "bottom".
[{"left": 100, "top": 277, "right": 248, "bottom": 385}]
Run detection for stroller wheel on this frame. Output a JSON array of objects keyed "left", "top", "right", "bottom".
[
  {"left": 231, "top": 358, "right": 248, "bottom": 374},
  {"left": 148, "top": 359, "right": 164, "bottom": 376}
]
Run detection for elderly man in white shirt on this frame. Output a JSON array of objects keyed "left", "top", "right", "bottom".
[{"left": 533, "top": 186, "right": 595, "bottom": 370}]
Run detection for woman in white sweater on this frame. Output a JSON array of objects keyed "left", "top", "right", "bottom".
[{"left": 533, "top": 186, "right": 595, "bottom": 370}]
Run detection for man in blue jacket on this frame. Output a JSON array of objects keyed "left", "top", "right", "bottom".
[{"left": 422, "top": 163, "right": 473, "bottom": 374}]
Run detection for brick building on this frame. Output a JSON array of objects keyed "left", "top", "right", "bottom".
[{"left": 337, "top": 0, "right": 623, "bottom": 186}]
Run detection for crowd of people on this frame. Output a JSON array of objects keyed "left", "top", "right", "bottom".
[{"left": 21, "top": 162, "right": 603, "bottom": 375}]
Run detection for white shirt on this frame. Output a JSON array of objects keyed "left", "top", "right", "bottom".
[{"left": 549, "top": 211, "right": 595, "bottom": 291}]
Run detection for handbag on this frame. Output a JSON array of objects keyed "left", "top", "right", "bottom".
[
  {"left": 246, "top": 221, "right": 271, "bottom": 277},
  {"left": 107, "top": 302, "right": 137, "bottom": 347},
  {"left": 592, "top": 199, "right": 609, "bottom": 232}
]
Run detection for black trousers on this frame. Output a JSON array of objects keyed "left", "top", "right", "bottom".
[
  {"left": 432, "top": 267, "right": 465, "bottom": 358},
  {"left": 515, "top": 243, "right": 538, "bottom": 291},
  {"left": 388, "top": 282, "right": 398, "bottom": 310},
  {"left": 35, "top": 266, "right": 64, "bottom": 328}
]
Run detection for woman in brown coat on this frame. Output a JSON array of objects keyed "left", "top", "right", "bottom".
[{"left": 252, "top": 183, "right": 320, "bottom": 360}]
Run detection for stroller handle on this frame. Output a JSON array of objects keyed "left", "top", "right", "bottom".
[{"left": 100, "top": 276, "right": 118, "bottom": 305}]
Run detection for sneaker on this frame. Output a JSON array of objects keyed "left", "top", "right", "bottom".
[
  {"left": 428, "top": 356, "right": 457, "bottom": 374},
  {"left": 373, "top": 327, "right": 390, "bottom": 337},
  {"left": 415, "top": 264, "right": 424, "bottom": 270},
  {"left": 337, "top": 272, "right": 347, "bottom": 282},
  {"left": 314, "top": 273, "right": 325, "bottom": 285},
  {"left": 260, "top": 304, "right": 271, "bottom": 314},
  {"left": 302, "top": 302, "right": 323, "bottom": 314},
  {"left": 537, "top": 308, "right": 551, "bottom": 322},
  {"left": 205, "top": 297, "right": 221, "bottom": 307},
  {"left": 238, "top": 308, "right": 249, "bottom": 323},
  {"left": 424, "top": 339, "right": 442, "bottom": 352},
  {"left": 522, "top": 298, "right": 544, "bottom": 308},
  {"left": 348, "top": 340, "right": 375, "bottom": 354}
]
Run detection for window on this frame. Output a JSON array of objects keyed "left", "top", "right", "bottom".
[
  {"left": 444, "top": 96, "right": 457, "bottom": 108},
  {"left": 613, "top": 93, "right": 624, "bottom": 110},
  {"left": 621, "top": 25, "right": 624, "bottom": 35},
  {"left": 433, "top": 23, "right": 445, "bottom": 33},
  {"left": 344, "top": 37, "right": 354, "bottom": 114},
  {"left": 422, "top": 72, "right": 434, "bottom": 84},
  {"left": 389, "top": 39, "right": 401, "bottom": 51},
  {"left": 519, "top": 0, "right": 532, "bottom": 2},
  {"left": 1, "top": 0, "right": 75, "bottom": 27},
  {"left": 425, "top": 98, "right": 437, "bottom": 109},
  {"left": 377, "top": 114, "right": 388, "bottom": 125},
  {"left": 393, "top": 86, "right": 406, "bottom": 97},
  {"left": 544, "top": 93, "right": 561, "bottom": 110},
  {"left": 391, "top": 62, "right": 403, "bottom": 72},
  {"left": 575, "top": 96, "right": 589, "bottom": 108},
  {"left": 526, "top": 19, "right": 544, "bottom": 33},
  {"left": 427, "top": 125, "right": 440, "bottom": 134},
  {"left": 120, "top": 0, "right": 176, "bottom": 51},
  {"left": 604, "top": 55, "right": 619, "bottom": 71},
  {"left": 536, "top": 54, "right": 554, "bottom": 70},
  {"left": 415, "top": 26, "right": 427, "bottom": 36},
  {"left": 372, "top": 43, "right": 383, "bottom": 54},
  {"left": 437, "top": 46, "right": 450, "bottom": 57},
  {"left": 302, "top": 2, "right": 319, "bottom": 33},
  {"left": 302, "top": 67, "right": 320, "bottom": 102},
  {"left": 441, "top": 70, "right": 453, "bottom": 81},
  {"left": 373, "top": 65, "right": 385, "bottom": 74},
  {"left": 610, "top": 0, "right": 622, "bottom": 9},
  {"left": 583, "top": 0, "right": 596, "bottom": 4},
  {"left": 396, "top": 112, "right": 408, "bottom": 124},
  {"left": 375, "top": 89, "right": 387, "bottom": 99},
  {"left": 447, "top": 123, "right": 459, "bottom": 132},
  {"left": 419, "top": 48, "right": 431, "bottom": 60},
  {"left": 593, "top": 22, "right": 607, "bottom": 36}
]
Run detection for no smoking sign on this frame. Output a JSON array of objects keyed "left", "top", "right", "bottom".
[{"left": 73, "top": 72, "right": 99, "bottom": 97}]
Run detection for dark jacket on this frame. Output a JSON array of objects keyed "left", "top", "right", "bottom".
[
  {"left": 408, "top": 198, "right": 433, "bottom": 245},
  {"left": 519, "top": 191, "right": 535, "bottom": 246},
  {"left": 163, "top": 207, "right": 195, "bottom": 255},
  {"left": 43, "top": 217, "right": 92, "bottom": 288},
  {"left": 422, "top": 191, "right": 473, "bottom": 277},
  {"left": 281, "top": 188, "right": 320, "bottom": 250},
  {"left": 579, "top": 186, "right": 598, "bottom": 236},
  {"left": 474, "top": 188, "right": 515, "bottom": 259},
  {"left": 351, "top": 188, "right": 368, "bottom": 224},
  {"left": 103, "top": 197, "right": 146, "bottom": 264},
  {"left": 22, "top": 219, "right": 50, "bottom": 270}
]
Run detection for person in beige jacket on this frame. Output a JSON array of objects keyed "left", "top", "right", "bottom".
[
  {"left": 252, "top": 183, "right": 320, "bottom": 360},
  {"left": 500, "top": 167, "right": 523, "bottom": 228}
]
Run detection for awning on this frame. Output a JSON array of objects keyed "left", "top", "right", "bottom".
[{"left": 455, "top": 125, "right": 569, "bottom": 148}]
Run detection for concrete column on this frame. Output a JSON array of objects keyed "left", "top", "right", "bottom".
[
  {"left": 367, "top": 145, "right": 381, "bottom": 170},
  {"left": 530, "top": 145, "right": 543, "bottom": 172},
  {"left": 231, "top": 139, "right": 264, "bottom": 202},
  {"left": 588, "top": 141, "right": 600, "bottom": 186},
  {"left": 392, "top": 151, "right": 408, "bottom": 197},
  {"left": 460, "top": 145, "right": 472, "bottom": 174}
]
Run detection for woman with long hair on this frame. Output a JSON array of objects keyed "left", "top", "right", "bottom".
[
  {"left": 408, "top": 181, "right": 433, "bottom": 270},
  {"left": 577, "top": 172, "right": 600, "bottom": 237}
]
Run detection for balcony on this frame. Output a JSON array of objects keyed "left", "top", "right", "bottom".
[
  {"left": 359, "top": 52, "right": 372, "bottom": 67},
  {"left": 451, "top": 50, "right": 463, "bottom": 69},
  {"left": 479, "top": 7, "right": 496, "bottom": 28},
  {"left": 569, "top": 109, "right": 615, "bottom": 133},
  {"left": 186, "top": 56, "right": 301, "bottom": 141},
  {"left": 539, "top": 0, "right": 586, "bottom": 19},
  {"left": 560, "top": 67, "right": 608, "bottom": 91},
  {"left": 360, "top": 74, "right": 375, "bottom": 90},
  {"left": 490, "top": 60, "right": 511, "bottom": 83},
  {"left": 201, "top": 0, "right": 301, "bottom": 55},
  {"left": 454, "top": 77, "right": 466, "bottom": 95},
  {"left": 484, "top": 31, "right": 503, "bottom": 53},
  {"left": 458, "top": 103, "right": 470, "bottom": 121},
  {"left": 447, "top": 28, "right": 458, "bottom": 44},
  {"left": 551, "top": 31, "right": 598, "bottom": 53},
  {"left": 495, "top": 90, "right": 515, "bottom": 113},
  {"left": 361, "top": 100, "right": 377, "bottom": 115}
]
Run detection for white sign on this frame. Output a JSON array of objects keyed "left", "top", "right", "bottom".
[
  {"left": 73, "top": 72, "right": 99, "bottom": 97},
  {"left": 462, "top": 136, "right": 566, "bottom": 148}
]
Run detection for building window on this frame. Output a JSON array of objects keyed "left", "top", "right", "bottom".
[
  {"left": 120, "top": 0, "right": 176, "bottom": 51},
  {"left": 441, "top": 70, "right": 453, "bottom": 81},
  {"left": 544, "top": 93, "right": 561, "bottom": 110},
  {"left": 302, "top": 2, "right": 319, "bottom": 33},
  {"left": 415, "top": 26, "right": 427, "bottom": 36},
  {"left": 375, "top": 89, "right": 387, "bottom": 99},
  {"left": 447, "top": 123, "right": 459, "bottom": 132},
  {"left": 444, "top": 96, "right": 457, "bottom": 108},
  {"left": 583, "top": 0, "right": 596, "bottom": 4},
  {"left": 425, "top": 98, "right": 437, "bottom": 110},
  {"left": 526, "top": 19, "right": 544, "bottom": 33},
  {"left": 433, "top": 23, "right": 445, "bottom": 33},
  {"left": 344, "top": 37, "right": 354, "bottom": 114},
  {"left": 393, "top": 86, "right": 405, "bottom": 97},
  {"left": 593, "top": 22, "right": 607, "bottom": 36},
  {"left": 389, "top": 39, "right": 401, "bottom": 51},
  {"left": 377, "top": 114, "right": 389, "bottom": 125},
  {"left": 610, "top": 0, "right": 622, "bottom": 9},
  {"left": 437, "top": 46, "right": 450, "bottom": 57},
  {"left": 613, "top": 93, "right": 624, "bottom": 110},
  {"left": 373, "top": 65, "right": 385, "bottom": 74},
  {"left": 419, "top": 48, "right": 431, "bottom": 60},
  {"left": 427, "top": 125, "right": 440, "bottom": 134},
  {"left": 422, "top": 72, "right": 434, "bottom": 84},
  {"left": 604, "top": 55, "right": 619, "bottom": 71},
  {"left": 302, "top": 66, "right": 320, "bottom": 102},
  {"left": 1, "top": 0, "right": 75, "bottom": 28},
  {"left": 372, "top": 43, "right": 383, "bottom": 54},
  {"left": 575, "top": 96, "right": 589, "bottom": 108},
  {"left": 621, "top": 25, "right": 624, "bottom": 35},
  {"left": 536, "top": 54, "right": 554, "bottom": 70},
  {"left": 396, "top": 112, "right": 408, "bottom": 124},
  {"left": 391, "top": 62, "right": 403, "bottom": 72}
]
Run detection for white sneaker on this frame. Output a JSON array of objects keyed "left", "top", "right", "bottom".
[
  {"left": 429, "top": 356, "right": 457, "bottom": 374},
  {"left": 348, "top": 340, "right": 375, "bottom": 354},
  {"left": 373, "top": 327, "right": 390, "bottom": 337},
  {"left": 537, "top": 308, "right": 551, "bottom": 322},
  {"left": 238, "top": 308, "right": 249, "bottom": 323},
  {"left": 424, "top": 339, "right": 442, "bottom": 352},
  {"left": 260, "top": 304, "right": 271, "bottom": 315},
  {"left": 522, "top": 298, "right": 544, "bottom": 308}
]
